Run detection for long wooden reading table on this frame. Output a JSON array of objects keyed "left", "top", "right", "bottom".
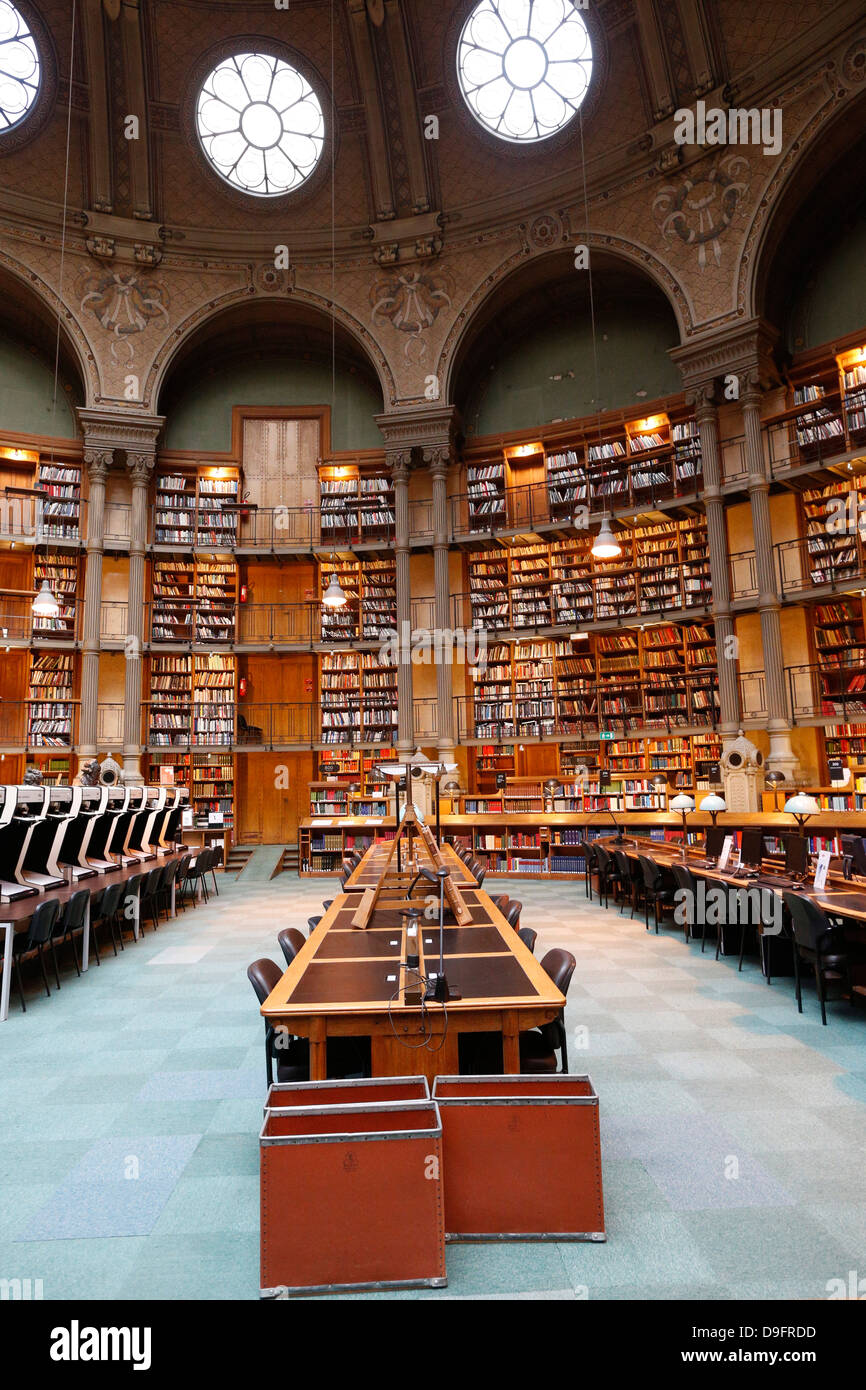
[{"left": 262, "top": 829, "right": 562, "bottom": 1084}]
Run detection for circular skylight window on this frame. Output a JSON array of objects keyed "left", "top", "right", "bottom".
[
  {"left": 196, "top": 52, "right": 325, "bottom": 197},
  {"left": 0, "top": 1, "right": 41, "bottom": 133},
  {"left": 457, "top": 0, "right": 592, "bottom": 144}
]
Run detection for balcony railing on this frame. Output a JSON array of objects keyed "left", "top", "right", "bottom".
[
  {"left": 738, "top": 670, "right": 769, "bottom": 724},
  {"left": 0, "top": 701, "right": 80, "bottom": 749},
  {"left": 729, "top": 551, "right": 759, "bottom": 602},
  {"left": 453, "top": 673, "right": 720, "bottom": 744},
  {"left": 776, "top": 535, "right": 866, "bottom": 598},
  {"left": 448, "top": 466, "right": 706, "bottom": 540},
  {"left": 451, "top": 567, "right": 713, "bottom": 633},
  {"left": 787, "top": 662, "right": 866, "bottom": 724}
]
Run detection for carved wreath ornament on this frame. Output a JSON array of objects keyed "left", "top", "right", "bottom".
[
  {"left": 653, "top": 153, "right": 750, "bottom": 270},
  {"left": 78, "top": 269, "right": 170, "bottom": 364},
  {"left": 370, "top": 268, "right": 454, "bottom": 361}
]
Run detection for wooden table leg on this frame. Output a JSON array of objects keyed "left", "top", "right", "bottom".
[
  {"left": 502, "top": 1010, "right": 520, "bottom": 1074},
  {"left": 309, "top": 1019, "right": 328, "bottom": 1080}
]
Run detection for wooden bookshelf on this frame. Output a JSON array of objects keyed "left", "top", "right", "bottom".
[
  {"left": 360, "top": 650, "right": 398, "bottom": 744},
  {"left": 192, "top": 750, "right": 235, "bottom": 834},
  {"left": 28, "top": 652, "right": 75, "bottom": 747},
  {"left": 837, "top": 346, "right": 866, "bottom": 447},
  {"left": 546, "top": 448, "right": 585, "bottom": 520},
  {"left": 194, "top": 653, "right": 235, "bottom": 745},
  {"left": 154, "top": 472, "right": 196, "bottom": 546},
  {"left": 320, "top": 555, "right": 361, "bottom": 642},
  {"left": 32, "top": 555, "right": 78, "bottom": 639},
  {"left": 195, "top": 559, "right": 238, "bottom": 644},
  {"left": 151, "top": 557, "right": 195, "bottom": 642},
  {"left": 154, "top": 467, "right": 241, "bottom": 548},
  {"left": 37, "top": 460, "right": 81, "bottom": 541},
  {"left": 318, "top": 461, "right": 395, "bottom": 542},
  {"left": 197, "top": 469, "right": 240, "bottom": 548},
  {"left": 361, "top": 557, "right": 397, "bottom": 640},
  {"left": 466, "top": 458, "right": 506, "bottom": 529},
  {"left": 149, "top": 654, "right": 193, "bottom": 746},
  {"left": 468, "top": 548, "right": 509, "bottom": 630}
]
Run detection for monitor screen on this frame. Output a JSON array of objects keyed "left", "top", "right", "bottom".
[
  {"left": 784, "top": 835, "right": 809, "bottom": 877},
  {"left": 705, "top": 825, "right": 726, "bottom": 859},
  {"left": 739, "top": 828, "right": 765, "bottom": 868},
  {"left": 842, "top": 834, "right": 866, "bottom": 877}
]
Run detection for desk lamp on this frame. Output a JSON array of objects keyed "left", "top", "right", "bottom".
[
  {"left": 783, "top": 793, "right": 820, "bottom": 833},
  {"left": 700, "top": 793, "right": 726, "bottom": 825},
  {"left": 543, "top": 778, "right": 561, "bottom": 811},
  {"left": 765, "top": 770, "right": 787, "bottom": 811},
  {"left": 651, "top": 774, "right": 668, "bottom": 811},
  {"left": 406, "top": 864, "right": 460, "bottom": 1003},
  {"left": 670, "top": 793, "right": 695, "bottom": 859}
]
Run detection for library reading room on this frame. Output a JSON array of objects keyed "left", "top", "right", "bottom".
[{"left": 2, "top": 0, "right": 866, "bottom": 1332}]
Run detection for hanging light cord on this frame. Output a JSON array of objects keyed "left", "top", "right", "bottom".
[
  {"left": 49, "top": 0, "right": 78, "bottom": 458},
  {"left": 40, "top": 0, "right": 78, "bottom": 608},
  {"left": 577, "top": 107, "right": 609, "bottom": 517}
]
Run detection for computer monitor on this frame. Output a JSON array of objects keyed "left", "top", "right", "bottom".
[
  {"left": 739, "top": 828, "right": 765, "bottom": 869},
  {"left": 784, "top": 835, "right": 809, "bottom": 877},
  {"left": 841, "top": 834, "right": 866, "bottom": 877},
  {"left": 705, "top": 825, "right": 726, "bottom": 860}
]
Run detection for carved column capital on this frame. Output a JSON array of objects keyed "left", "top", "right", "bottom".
[
  {"left": 128, "top": 453, "right": 155, "bottom": 487},
  {"left": 83, "top": 447, "right": 113, "bottom": 482},
  {"left": 389, "top": 451, "right": 412, "bottom": 485}
]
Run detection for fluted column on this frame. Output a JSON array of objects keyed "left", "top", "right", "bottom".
[
  {"left": 741, "top": 378, "right": 798, "bottom": 777},
  {"left": 429, "top": 448, "right": 454, "bottom": 753},
  {"left": 391, "top": 451, "right": 414, "bottom": 753},
  {"left": 693, "top": 388, "right": 741, "bottom": 747},
  {"left": 79, "top": 447, "right": 111, "bottom": 759},
  {"left": 122, "top": 454, "right": 152, "bottom": 784}
]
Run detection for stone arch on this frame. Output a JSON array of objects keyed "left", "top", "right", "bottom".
[
  {"left": 147, "top": 285, "right": 396, "bottom": 415},
  {"left": 438, "top": 235, "right": 693, "bottom": 410},
  {"left": 0, "top": 248, "right": 98, "bottom": 412}
]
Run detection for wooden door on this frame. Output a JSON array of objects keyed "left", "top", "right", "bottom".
[{"left": 236, "top": 750, "right": 314, "bottom": 844}]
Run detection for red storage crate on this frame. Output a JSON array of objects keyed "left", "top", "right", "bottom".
[
  {"left": 260, "top": 1092, "right": 446, "bottom": 1297},
  {"left": 265, "top": 1076, "right": 430, "bottom": 1113},
  {"left": 432, "top": 1074, "right": 605, "bottom": 1241}
]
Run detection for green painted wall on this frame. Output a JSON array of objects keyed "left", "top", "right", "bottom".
[
  {"left": 163, "top": 357, "right": 384, "bottom": 452},
  {"left": 0, "top": 334, "right": 78, "bottom": 438},
  {"left": 465, "top": 313, "right": 681, "bottom": 436},
  {"left": 788, "top": 213, "right": 866, "bottom": 352}
]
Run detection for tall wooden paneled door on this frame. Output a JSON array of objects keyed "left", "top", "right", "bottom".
[{"left": 236, "top": 751, "right": 314, "bottom": 845}]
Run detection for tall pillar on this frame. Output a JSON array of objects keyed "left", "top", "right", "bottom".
[
  {"left": 78, "top": 409, "right": 163, "bottom": 783},
  {"left": 692, "top": 387, "right": 741, "bottom": 749},
  {"left": 429, "top": 447, "right": 455, "bottom": 755},
  {"left": 376, "top": 405, "right": 460, "bottom": 759},
  {"left": 741, "top": 377, "right": 798, "bottom": 779},
  {"left": 79, "top": 446, "right": 112, "bottom": 761},
  {"left": 391, "top": 450, "right": 414, "bottom": 754},
  {"left": 123, "top": 454, "right": 152, "bottom": 784}
]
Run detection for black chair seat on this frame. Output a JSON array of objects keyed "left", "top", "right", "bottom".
[{"left": 518, "top": 1030, "right": 558, "bottom": 1073}]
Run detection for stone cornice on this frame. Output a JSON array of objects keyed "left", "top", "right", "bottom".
[
  {"left": 669, "top": 319, "right": 781, "bottom": 392},
  {"left": 375, "top": 405, "right": 460, "bottom": 458},
  {"left": 77, "top": 408, "right": 165, "bottom": 456}
]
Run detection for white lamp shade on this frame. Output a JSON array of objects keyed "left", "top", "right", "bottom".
[
  {"left": 32, "top": 580, "right": 60, "bottom": 618},
  {"left": 670, "top": 794, "right": 695, "bottom": 812},
  {"left": 700, "top": 794, "right": 727, "bottom": 813},
  {"left": 322, "top": 574, "right": 347, "bottom": 608},
  {"left": 783, "top": 794, "right": 820, "bottom": 815},
  {"left": 591, "top": 519, "right": 622, "bottom": 560}
]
